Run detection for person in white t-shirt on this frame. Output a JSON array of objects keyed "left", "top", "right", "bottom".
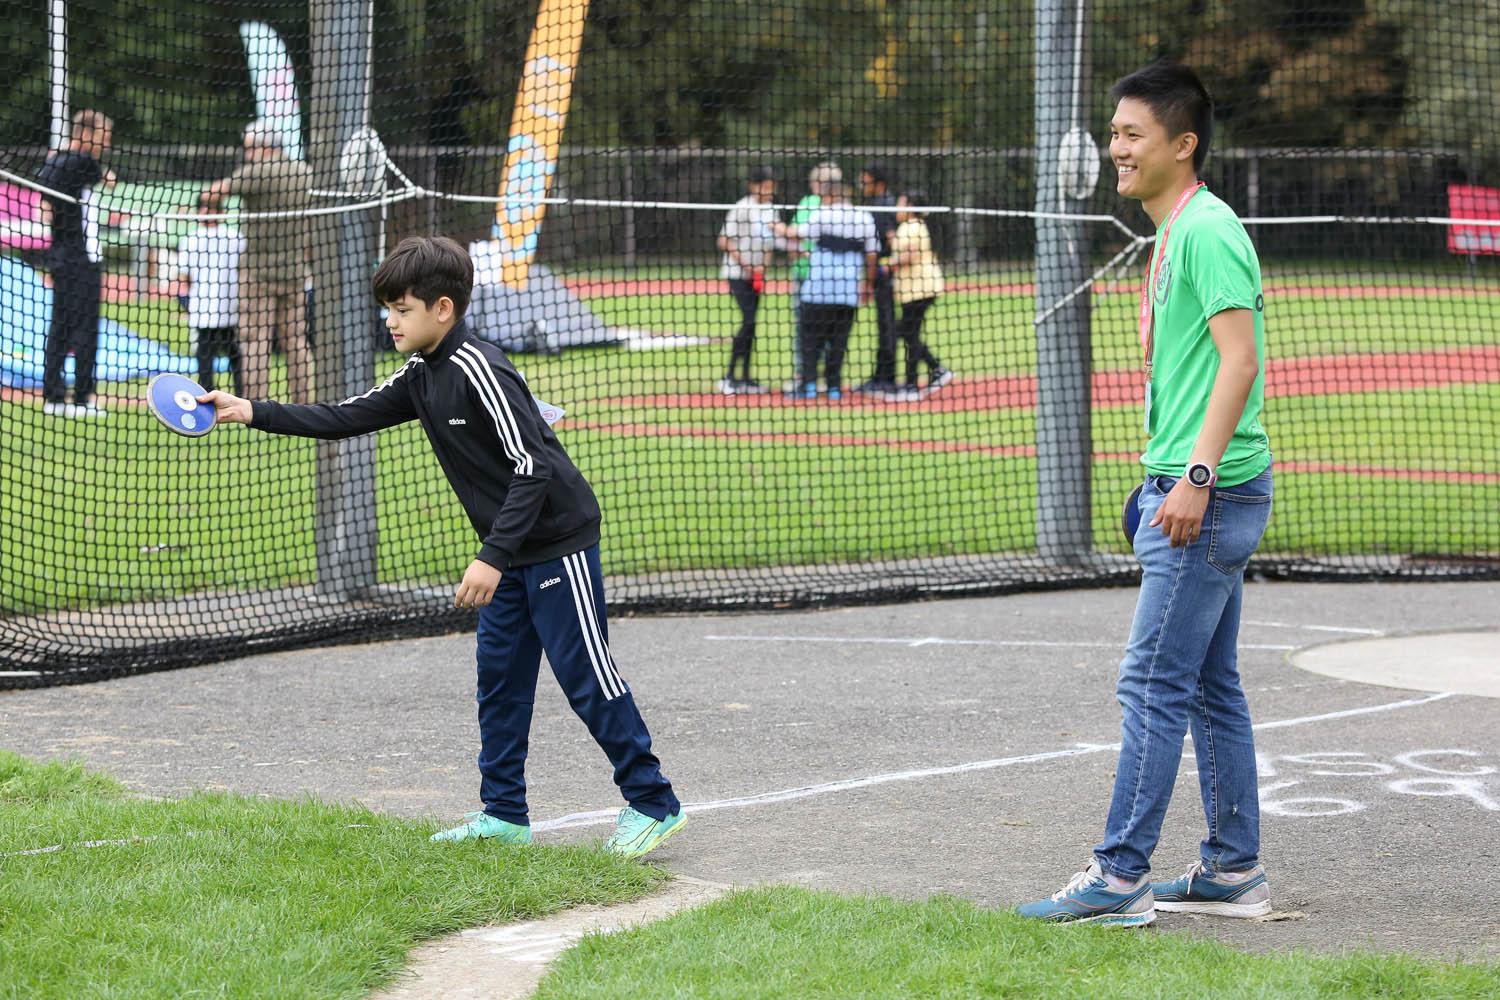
[
  {"left": 715, "top": 166, "right": 781, "bottom": 394},
  {"left": 176, "top": 191, "right": 247, "bottom": 394}
]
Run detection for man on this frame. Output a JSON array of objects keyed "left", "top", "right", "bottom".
[
  {"left": 786, "top": 161, "right": 842, "bottom": 390},
  {"left": 716, "top": 166, "right": 779, "bottom": 393},
  {"left": 38, "top": 109, "right": 115, "bottom": 418},
  {"left": 851, "top": 162, "right": 899, "bottom": 396},
  {"left": 209, "top": 119, "right": 314, "bottom": 403},
  {"left": 1018, "top": 61, "right": 1273, "bottom": 927},
  {"left": 774, "top": 182, "right": 878, "bottom": 399}
]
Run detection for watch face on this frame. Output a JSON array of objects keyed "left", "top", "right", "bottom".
[{"left": 1188, "top": 465, "right": 1213, "bottom": 487}]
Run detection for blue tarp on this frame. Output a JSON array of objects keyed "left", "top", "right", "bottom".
[{"left": 0, "top": 256, "right": 218, "bottom": 389}]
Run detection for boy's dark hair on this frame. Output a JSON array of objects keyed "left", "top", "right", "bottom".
[
  {"left": 1110, "top": 61, "right": 1214, "bottom": 173},
  {"left": 901, "top": 188, "right": 931, "bottom": 209},
  {"left": 861, "top": 162, "right": 895, "bottom": 188},
  {"left": 746, "top": 165, "right": 775, "bottom": 185},
  {"left": 372, "top": 236, "right": 474, "bottom": 317}
]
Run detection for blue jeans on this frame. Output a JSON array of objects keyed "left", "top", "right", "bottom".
[{"left": 1095, "top": 468, "right": 1273, "bottom": 880}]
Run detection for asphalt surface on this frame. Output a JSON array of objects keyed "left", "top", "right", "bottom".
[{"left": 4, "top": 580, "right": 1497, "bottom": 959}]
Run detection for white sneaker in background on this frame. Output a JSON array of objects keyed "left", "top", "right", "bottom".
[{"left": 42, "top": 401, "right": 85, "bottom": 418}]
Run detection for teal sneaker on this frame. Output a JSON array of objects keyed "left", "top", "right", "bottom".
[
  {"left": 603, "top": 806, "right": 688, "bottom": 859},
  {"left": 1152, "top": 862, "right": 1271, "bottom": 917},
  {"left": 1016, "top": 861, "right": 1156, "bottom": 927},
  {"left": 430, "top": 811, "right": 533, "bottom": 845}
]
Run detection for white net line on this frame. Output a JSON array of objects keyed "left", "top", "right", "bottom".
[
  {"left": 7, "top": 161, "right": 1496, "bottom": 324},
  {"left": 13, "top": 162, "right": 1500, "bottom": 230}
]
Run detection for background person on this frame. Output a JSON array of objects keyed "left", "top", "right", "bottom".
[
  {"left": 1019, "top": 61, "right": 1273, "bottom": 927},
  {"left": 716, "top": 165, "right": 779, "bottom": 394},
  {"left": 774, "top": 182, "right": 878, "bottom": 399},
  {"left": 885, "top": 190, "right": 952, "bottom": 401},
  {"left": 176, "top": 190, "right": 246, "bottom": 395},
  {"left": 37, "top": 109, "right": 115, "bottom": 418},
  {"left": 852, "top": 161, "right": 900, "bottom": 396},
  {"left": 786, "top": 161, "right": 842, "bottom": 390},
  {"left": 209, "top": 119, "right": 314, "bottom": 403}
]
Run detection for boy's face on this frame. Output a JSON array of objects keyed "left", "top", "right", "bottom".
[
  {"left": 384, "top": 292, "right": 454, "bottom": 354},
  {"left": 750, "top": 179, "right": 775, "bottom": 203},
  {"left": 895, "top": 195, "right": 912, "bottom": 223},
  {"left": 1109, "top": 97, "right": 1195, "bottom": 204},
  {"left": 861, "top": 172, "right": 881, "bottom": 197}
]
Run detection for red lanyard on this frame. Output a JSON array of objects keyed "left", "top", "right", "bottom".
[{"left": 1139, "top": 182, "right": 1205, "bottom": 376}]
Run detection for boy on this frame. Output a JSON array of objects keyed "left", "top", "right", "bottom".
[
  {"left": 884, "top": 190, "right": 952, "bottom": 401},
  {"left": 1018, "top": 62, "right": 1272, "bottom": 926},
  {"left": 176, "top": 190, "right": 246, "bottom": 395},
  {"left": 198, "top": 236, "right": 687, "bottom": 857}
]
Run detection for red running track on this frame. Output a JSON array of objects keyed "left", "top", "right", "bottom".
[
  {"left": 564, "top": 277, "right": 1500, "bottom": 299},
  {"left": 605, "top": 345, "right": 1500, "bottom": 414}
]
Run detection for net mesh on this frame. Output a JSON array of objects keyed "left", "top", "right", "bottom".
[{"left": 3, "top": 1, "right": 1497, "bottom": 686}]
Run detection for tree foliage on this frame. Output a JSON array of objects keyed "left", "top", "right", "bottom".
[{"left": 0, "top": 0, "right": 1494, "bottom": 176}]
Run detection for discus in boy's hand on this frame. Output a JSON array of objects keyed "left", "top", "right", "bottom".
[
  {"left": 751, "top": 268, "right": 765, "bottom": 294},
  {"left": 145, "top": 373, "right": 217, "bottom": 437},
  {"left": 1121, "top": 483, "right": 1144, "bottom": 544}
]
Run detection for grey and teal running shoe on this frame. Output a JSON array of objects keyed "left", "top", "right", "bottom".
[
  {"left": 1016, "top": 861, "right": 1156, "bottom": 927},
  {"left": 1152, "top": 862, "right": 1271, "bottom": 917}
]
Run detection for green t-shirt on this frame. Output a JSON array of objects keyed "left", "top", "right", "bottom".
[
  {"left": 1143, "top": 188, "right": 1271, "bottom": 487},
  {"left": 791, "top": 193, "right": 821, "bottom": 281}
]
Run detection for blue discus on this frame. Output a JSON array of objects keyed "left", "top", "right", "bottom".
[
  {"left": 146, "top": 373, "right": 217, "bottom": 437},
  {"left": 1122, "top": 483, "right": 1144, "bottom": 543}
]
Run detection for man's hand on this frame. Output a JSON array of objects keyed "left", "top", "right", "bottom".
[
  {"left": 196, "top": 390, "right": 253, "bottom": 424},
  {"left": 454, "top": 559, "right": 502, "bottom": 609},
  {"left": 1149, "top": 477, "right": 1211, "bottom": 547}
]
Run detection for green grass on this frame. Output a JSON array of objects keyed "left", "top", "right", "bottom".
[
  {"left": 3, "top": 277, "right": 1495, "bottom": 612},
  {"left": 0, "top": 751, "right": 664, "bottom": 999},
  {"left": 535, "top": 886, "right": 1500, "bottom": 1000}
]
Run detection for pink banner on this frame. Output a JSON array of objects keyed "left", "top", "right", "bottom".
[{"left": 1446, "top": 183, "right": 1500, "bottom": 256}]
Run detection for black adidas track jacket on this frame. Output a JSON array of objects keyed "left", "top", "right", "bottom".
[{"left": 250, "top": 322, "right": 601, "bottom": 570}]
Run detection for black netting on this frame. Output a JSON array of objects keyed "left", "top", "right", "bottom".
[{"left": 3, "top": 1, "right": 1497, "bottom": 687}]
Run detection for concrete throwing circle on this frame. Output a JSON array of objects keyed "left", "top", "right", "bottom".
[{"left": 1292, "top": 630, "right": 1500, "bottom": 698}]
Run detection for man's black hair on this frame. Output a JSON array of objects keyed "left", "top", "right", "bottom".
[
  {"left": 372, "top": 235, "right": 473, "bottom": 318},
  {"left": 1110, "top": 61, "right": 1214, "bottom": 173},
  {"left": 746, "top": 165, "right": 775, "bottom": 185},
  {"left": 861, "top": 162, "right": 895, "bottom": 188}
]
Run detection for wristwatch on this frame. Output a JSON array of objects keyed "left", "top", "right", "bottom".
[{"left": 1185, "top": 462, "right": 1217, "bottom": 488}]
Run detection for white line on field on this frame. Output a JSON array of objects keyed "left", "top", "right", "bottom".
[
  {"left": 5, "top": 696, "right": 1458, "bottom": 853},
  {"left": 533, "top": 691, "right": 1457, "bottom": 832},
  {"left": 1243, "top": 620, "right": 1385, "bottom": 635},
  {"left": 1249, "top": 691, "right": 1453, "bottom": 731},
  {"left": 704, "top": 634, "right": 1294, "bottom": 651}
]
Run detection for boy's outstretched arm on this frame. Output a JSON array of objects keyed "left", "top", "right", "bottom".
[{"left": 199, "top": 357, "right": 420, "bottom": 439}]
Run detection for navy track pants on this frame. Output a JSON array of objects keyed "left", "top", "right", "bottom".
[{"left": 473, "top": 544, "right": 679, "bottom": 825}]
